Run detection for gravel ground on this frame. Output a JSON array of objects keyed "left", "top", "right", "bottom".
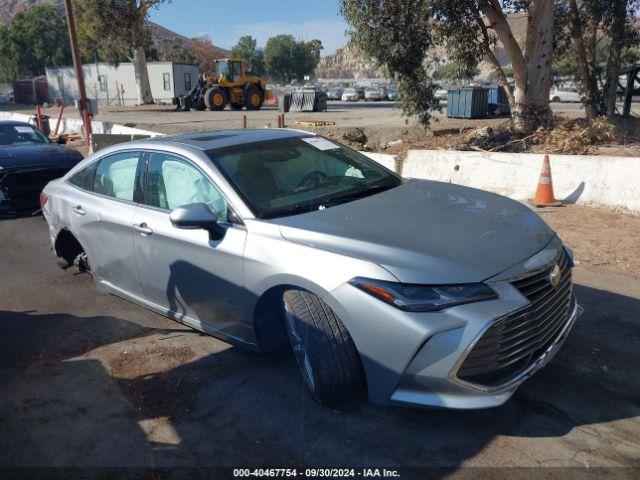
[{"left": 536, "top": 204, "right": 640, "bottom": 280}]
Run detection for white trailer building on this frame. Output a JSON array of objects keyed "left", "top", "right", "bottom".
[{"left": 46, "top": 62, "right": 200, "bottom": 106}]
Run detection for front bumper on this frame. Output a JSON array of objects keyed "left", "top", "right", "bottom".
[
  {"left": 0, "top": 168, "right": 69, "bottom": 214},
  {"left": 324, "top": 274, "right": 582, "bottom": 410},
  {"left": 392, "top": 298, "right": 582, "bottom": 408}
]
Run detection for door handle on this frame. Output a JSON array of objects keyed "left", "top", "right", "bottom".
[
  {"left": 72, "top": 205, "right": 85, "bottom": 216},
  {"left": 133, "top": 222, "right": 153, "bottom": 235}
]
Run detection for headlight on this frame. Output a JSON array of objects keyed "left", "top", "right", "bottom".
[{"left": 349, "top": 278, "right": 498, "bottom": 312}]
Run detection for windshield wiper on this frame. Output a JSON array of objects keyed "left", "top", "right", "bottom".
[
  {"left": 322, "top": 183, "right": 396, "bottom": 206},
  {"left": 262, "top": 184, "right": 397, "bottom": 219},
  {"left": 262, "top": 201, "right": 325, "bottom": 219}
]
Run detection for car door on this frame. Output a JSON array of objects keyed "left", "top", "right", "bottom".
[
  {"left": 131, "top": 150, "right": 253, "bottom": 342},
  {"left": 66, "top": 150, "right": 145, "bottom": 300}
]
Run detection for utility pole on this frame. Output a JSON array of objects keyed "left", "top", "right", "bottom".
[{"left": 63, "top": 0, "right": 88, "bottom": 115}]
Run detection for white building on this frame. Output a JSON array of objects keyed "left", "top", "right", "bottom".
[{"left": 46, "top": 62, "right": 200, "bottom": 106}]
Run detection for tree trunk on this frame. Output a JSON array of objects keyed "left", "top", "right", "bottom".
[
  {"left": 132, "top": 45, "right": 154, "bottom": 105},
  {"left": 568, "top": 0, "right": 599, "bottom": 120},
  {"left": 603, "top": 0, "right": 628, "bottom": 117},
  {"left": 484, "top": 0, "right": 553, "bottom": 132}
]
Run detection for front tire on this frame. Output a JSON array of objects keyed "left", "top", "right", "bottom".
[
  {"left": 283, "top": 290, "right": 364, "bottom": 405},
  {"left": 204, "top": 87, "right": 228, "bottom": 111}
]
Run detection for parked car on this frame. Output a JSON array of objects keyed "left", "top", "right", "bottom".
[
  {"left": 326, "top": 88, "right": 343, "bottom": 100},
  {"left": 0, "top": 90, "right": 15, "bottom": 104},
  {"left": 550, "top": 85, "right": 584, "bottom": 102},
  {"left": 356, "top": 86, "right": 365, "bottom": 100},
  {"left": 364, "top": 87, "right": 386, "bottom": 101},
  {"left": 386, "top": 87, "right": 398, "bottom": 101},
  {"left": 42, "top": 129, "right": 581, "bottom": 408},
  {"left": 341, "top": 88, "right": 359, "bottom": 101},
  {"left": 616, "top": 83, "right": 640, "bottom": 100},
  {"left": 0, "top": 120, "right": 82, "bottom": 214}
]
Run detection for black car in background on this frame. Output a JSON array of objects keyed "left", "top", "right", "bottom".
[{"left": 0, "top": 120, "right": 83, "bottom": 215}]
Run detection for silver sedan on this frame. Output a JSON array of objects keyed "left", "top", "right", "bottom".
[{"left": 42, "top": 129, "right": 581, "bottom": 408}]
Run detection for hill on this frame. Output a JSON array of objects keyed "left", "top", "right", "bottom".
[{"left": 316, "top": 13, "right": 529, "bottom": 80}]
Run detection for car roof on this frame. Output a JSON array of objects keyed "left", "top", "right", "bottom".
[
  {"left": 0, "top": 120, "right": 32, "bottom": 127},
  {"left": 143, "top": 128, "right": 312, "bottom": 151}
]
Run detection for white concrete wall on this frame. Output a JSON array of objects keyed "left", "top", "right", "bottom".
[
  {"left": 403, "top": 150, "right": 640, "bottom": 214},
  {"left": 362, "top": 152, "right": 397, "bottom": 172},
  {"left": 0, "top": 111, "right": 162, "bottom": 137}
]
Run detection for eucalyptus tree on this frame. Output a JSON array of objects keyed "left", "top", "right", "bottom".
[{"left": 341, "top": 0, "right": 555, "bottom": 132}]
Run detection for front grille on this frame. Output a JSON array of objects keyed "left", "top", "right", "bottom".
[
  {"left": 457, "top": 249, "right": 573, "bottom": 387},
  {"left": 0, "top": 169, "right": 67, "bottom": 211}
]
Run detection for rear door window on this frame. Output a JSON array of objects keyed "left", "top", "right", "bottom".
[
  {"left": 68, "top": 162, "right": 97, "bottom": 190},
  {"left": 93, "top": 151, "right": 142, "bottom": 202}
]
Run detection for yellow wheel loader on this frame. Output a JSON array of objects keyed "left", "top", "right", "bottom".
[{"left": 173, "top": 58, "right": 273, "bottom": 112}]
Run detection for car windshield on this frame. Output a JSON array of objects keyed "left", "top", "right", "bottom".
[
  {"left": 207, "top": 136, "right": 402, "bottom": 219},
  {"left": 0, "top": 123, "right": 49, "bottom": 146},
  {"left": 214, "top": 60, "right": 230, "bottom": 77}
]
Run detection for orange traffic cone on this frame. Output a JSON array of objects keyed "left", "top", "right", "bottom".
[{"left": 533, "top": 155, "right": 563, "bottom": 207}]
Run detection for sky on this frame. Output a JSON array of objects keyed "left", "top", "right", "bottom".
[{"left": 147, "top": 0, "right": 349, "bottom": 56}]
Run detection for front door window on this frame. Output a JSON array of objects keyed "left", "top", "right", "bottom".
[{"left": 144, "top": 152, "right": 228, "bottom": 220}]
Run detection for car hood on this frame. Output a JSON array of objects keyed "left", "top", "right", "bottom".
[
  {"left": 274, "top": 179, "right": 556, "bottom": 284},
  {"left": 0, "top": 144, "right": 83, "bottom": 172}
]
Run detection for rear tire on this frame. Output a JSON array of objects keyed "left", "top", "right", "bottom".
[
  {"left": 282, "top": 290, "right": 364, "bottom": 405},
  {"left": 204, "top": 87, "right": 228, "bottom": 111}
]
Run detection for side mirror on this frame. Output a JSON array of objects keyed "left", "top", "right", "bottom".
[
  {"left": 56, "top": 136, "right": 66, "bottom": 145},
  {"left": 169, "top": 203, "right": 226, "bottom": 240}
]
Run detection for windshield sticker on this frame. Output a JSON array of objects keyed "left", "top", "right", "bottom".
[
  {"left": 14, "top": 126, "right": 33, "bottom": 133},
  {"left": 302, "top": 137, "right": 340, "bottom": 150}
]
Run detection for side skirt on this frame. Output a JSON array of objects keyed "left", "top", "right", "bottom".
[{"left": 96, "top": 278, "right": 260, "bottom": 351}]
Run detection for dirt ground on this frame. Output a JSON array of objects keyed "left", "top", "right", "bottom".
[
  {"left": 536, "top": 204, "right": 640, "bottom": 280},
  {"left": 1, "top": 215, "right": 640, "bottom": 475}
]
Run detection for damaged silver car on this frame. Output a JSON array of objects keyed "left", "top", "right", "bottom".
[{"left": 42, "top": 129, "right": 581, "bottom": 408}]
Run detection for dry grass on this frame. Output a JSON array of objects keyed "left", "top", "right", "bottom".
[{"left": 532, "top": 117, "right": 618, "bottom": 154}]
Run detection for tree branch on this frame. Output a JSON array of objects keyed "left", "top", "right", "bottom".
[
  {"left": 474, "top": 9, "right": 515, "bottom": 108},
  {"left": 481, "top": 0, "right": 527, "bottom": 97}
]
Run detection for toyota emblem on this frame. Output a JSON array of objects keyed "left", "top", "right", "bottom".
[{"left": 548, "top": 264, "right": 561, "bottom": 288}]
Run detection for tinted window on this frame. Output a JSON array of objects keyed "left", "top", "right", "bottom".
[
  {"left": 93, "top": 152, "right": 141, "bottom": 201},
  {"left": 0, "top": 124, "right": 49, "bottom": 145},
  {"left": 68, "top": 162, "right": 97, "bottom": 190},
  {"left": 145, "top": 152, "right": 228, "bottom": 217},
  {"left": 207, "top": 136, "right": 401, "bottom": 219}
]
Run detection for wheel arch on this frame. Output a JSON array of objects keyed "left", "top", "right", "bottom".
[
  {"left": 54, "top": 228, "right": 85, "bottom": 265},
  {"left": 245, "top": 81, "right": 264, "bottom": 94},
  {"left": 250, "top": 276, "right": 333, "bottom": 352}
]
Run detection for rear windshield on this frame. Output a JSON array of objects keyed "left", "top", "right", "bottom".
[
  {"left": 207, "top": 136, "right": 401, "bottom": 219},
  {"left": 0, "top": 124, "right": 49, "bottom": 146}
]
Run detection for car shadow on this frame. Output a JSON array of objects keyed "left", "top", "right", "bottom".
[
  {"left": 111, "top": 283, "right": 640, "bottom": 469},
  {"left": 1, "top": 281, "right": 639, "bottom": 472}
]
